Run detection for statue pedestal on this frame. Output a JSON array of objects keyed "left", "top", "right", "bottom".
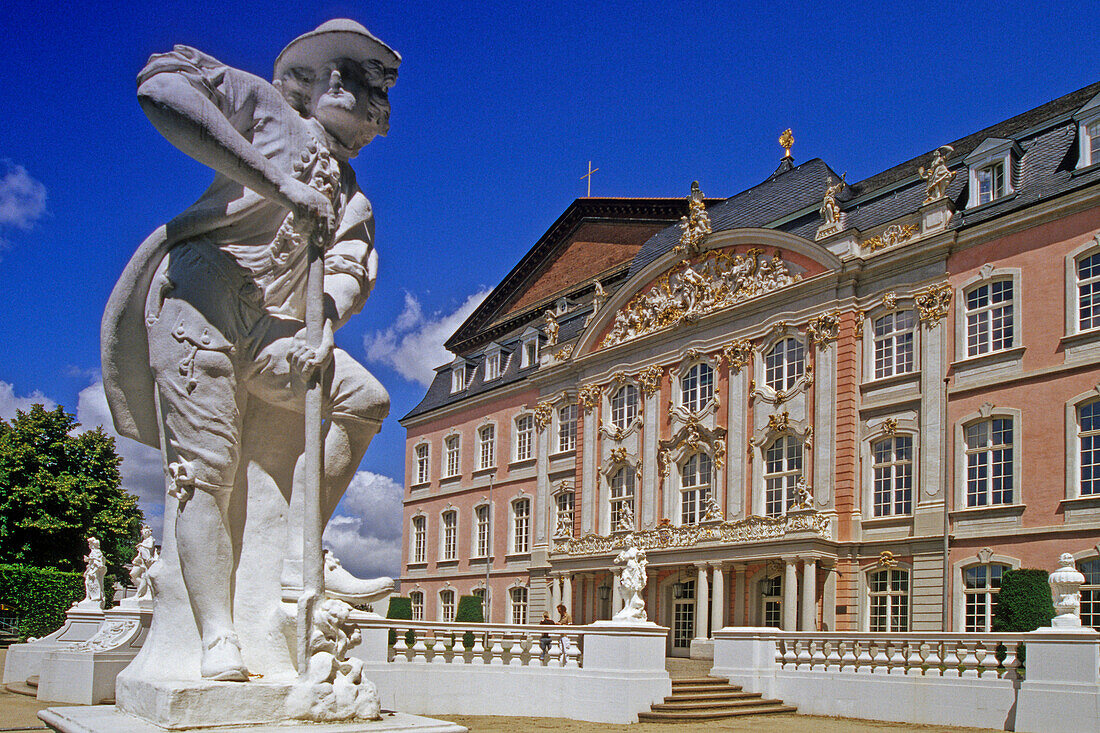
[
  {"left": 38, "top": 706, "right": 467, "bottom": 733},
  {"left": 2, "top": 604, "right": 105, "bottom": 686},
  {"left": 35, "top": 604, "right": 152, "bottom": 704}
]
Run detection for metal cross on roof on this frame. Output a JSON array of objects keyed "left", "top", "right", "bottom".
[{"left": 580, "top": 160, "right": 599, "bottom": 196}]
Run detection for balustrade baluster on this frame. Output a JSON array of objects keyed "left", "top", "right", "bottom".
[
  {"left": 887, "top": 640, "right": 907, "bottom": 675},
  {"left": 507, "top": 634, "right": 523, "bottom": 666},
  {"left": 470, "top": 631, "right": 486, "bottom": 665},
  {"left": 906, "top": 641, "right": 924, "bottom": 676},
  {"left": 855, "top": 639, "right": 874, "bottom": 672},
  {"left": 565, "top": 634, "right": 582, "bottom": 668},
  {"left": 411, "top": 630, "right": 429, "bottom": 663},
  {"left": 430, "top": 633, "right": 448, "bottom": 664},
  {"left": 959, "top": 641, "right": 979, "bottom": 677},
  {"left": 923, "top": 640, "right": 943, "bottom": 677},
  {"left": 488, "top": 632, "right": 505, "bottom": 665},
  {"left": 392, "top": 626, "right": 409, "bottom": 662},
  {"left": 839, "top": 640, "right": 857, "bottom": 673},
  {"left": 810, "top": 639, "right": 827, "bottom": 669},
  {"left": 942, "top": 641, "right": 962, "bottom": 677},
  {"left": 823, "top": 640, "right": 840, "bottom": 672},
  {"left": 1001, "top": 641, "right": 1021, "bottom": 681},
  {"left": 796, "top": 639, "right": 812, "bottom": 669}
]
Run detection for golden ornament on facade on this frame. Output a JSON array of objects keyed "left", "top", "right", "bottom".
[
  {"left": 611, "top": 370, "right": 629, "bottom": 385},
  {"left": 779, "top": 128, "right": 794, "bottom": 158},
  {"left": 609, "top": 446, "right": 628, "bottom": 465},
  {"left": 637, "top": 364, "right": 663, "bottom": 395},
  {"left": 674, "top": 181, "right": 712, "bottom": 259},
  {"left": 721, "top": 338, "right": 754, "bottom": 371},
  {"left": 878, "top": 550, "right": 898, "bottom": 568},
  {"left": 862, "top": 223, "right": 918, "bottom": 253},
  {"left": 714, "top": 440, "right": 727, "bottom": 471},
  {"left": 533, "top": 401, "right": 554, "bottom": 431},
  {"left": 882, "top": 417, "right": 898, "bottom": 435},
  {"left": 882, "top": 291, "right": 898, "bottom": 310},
  {"left": 554, "top": 344, "right": 574, "bottom": 361},
  {"left": 767, "top": 410, "right": 792, "bottom": 433},
  {"left": 915, "top": 281, "right": 953, "bottom": 325},
  {"left": 578, "top": 383, "right": 602, "bottom": 412},
  {"left": 855, "top": 310, "right": 865, "bottom": 338},
  {"left": 807, "top": 311, "right": 841, "bottom": 347}
]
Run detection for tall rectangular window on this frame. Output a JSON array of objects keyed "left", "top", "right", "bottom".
[
  {"left": 1080, "top": 558, "right": 1099, "bottom": 630},
  {"left": 1080, "top": 401, "right": 1100, "bottom": 496},
  {"left": 610, "top": 385, "right": 638, "bottom": 430},
  {"left": 1078, "top": 253, "right": 1100, "bottom": 331},
  {"left": 869, "top": 569, "right": 909, "bottom": 632},
  {"left": 966, "top": 281, "right": 1013, "bottom": 357},
  {"left": 558, "top": 404, "right": 577, "bottom": 452},
  {"left": 410, "top": 591, "right": 424, "bottom": 621},
  {"left": 442, "top": 511, "right": 457, "bottom": 561},
  {"left": 610, "top": 467, "right": 636, "bottom": 530},
  {"left": 765, "top": 338, "right": 805, "bottom": 391},
  {"left": 680, "top": 453, "right": 712, "bottom": 525},
  {"left": 415, "top": 443, "right": 429, "bottom": 484},
  {"left": 554, "top": 491, "right": 574, "bottom": 535},
  {"left": 451, "top": 366, "right": 467, "bottom": 393},
  {"left": 1090, "top": 121, "right": 1100, "bottom": 166},
  {"left": 512, "top": 499, "right": 530, "bottom": 553},
  {"left": 444, "top": 435, "right": 460, "bottom": 478},
  {"left": 411, "top": 516, "right": 426, "bottom": 563},
  {"left": 965, "top": 418, "right": 1013, "bottom": 507},
  {"left": 475, "top": 505, "right": 490, "bottom": 557},
  {"left": 440, "top": 589, "right": 456, "bottom": 622},
  {"left": 680, "top": 364, "right": 715, "bottom": 413},
  {"left": 964, "top": 564, "right": 1006, "bottom": 632},
  {"left": 873, "top": 311, "right": 915, "bottom": 379},
  {"left": 514, "top": 415, "right": 533, "bottom": 461},
  {"left": 484, "top": 352, "right": 501, "bottom": 380},
  {"left": 976, "top": 161, "right": 1005, "bottom": 205},
  {"left": 872, "top": 435, "right": 913, "bottom": 516},
  {"left": 764, "top": 435, "right": 802, "bottom": 517},
  {"left": 478, "top": 425, "right": 495, "bottom": 470},
  {"left": 510, "top": 587, "right": 528, "bottom": 625}
]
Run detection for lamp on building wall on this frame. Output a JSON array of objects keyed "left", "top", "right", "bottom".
[
  {"left": 597, "top": 585, "right": 611, "bottom": 602},
  {"left": 673, "top": 568, "right": 685, "bottom": 599}
]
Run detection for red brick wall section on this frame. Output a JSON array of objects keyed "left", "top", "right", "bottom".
[{"left": 833, "top": 310, "right": 860, "bottom": 536}]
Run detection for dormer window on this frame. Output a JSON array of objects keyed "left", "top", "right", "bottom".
[
  {"left": 1074, "top": 91, "right": 1100, "bottom": 169},
  {"left": 1088, "top": 121, "right": 1100, "bottom": 167},
  {"left": 520, "top": 328, "right": 540, "bottom": 368},
  {"left": 450, "top": 358, "right": 472, "bottom": 393},
  {"left": 483, "top": 344, "right": 503, "bottom": 381},
  {"left": 965, "top": 137, "right": 1019, "bottom": 208}
]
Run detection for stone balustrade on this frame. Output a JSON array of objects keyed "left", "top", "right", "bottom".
[{"left": 381, "top": 620, "right": 583, "bottom": 667}]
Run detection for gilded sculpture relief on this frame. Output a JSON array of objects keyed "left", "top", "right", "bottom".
[
  {"left": 915, "top": 281, "right": 953, "bottom": 324},
  {"left": 862, "top": 223, "right": 918, "bottom": 253},
  {"left": 673, "top": 181, "right": 712, "bottom": 258}
]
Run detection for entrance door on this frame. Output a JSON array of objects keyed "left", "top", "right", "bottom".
[
  {"left": 669, "top": 579, "right": 696, "bottom": 658},
  {"left": 760, "top": 575, "right": 782, "bottom": 628}
]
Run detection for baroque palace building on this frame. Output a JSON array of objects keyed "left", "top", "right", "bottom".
[{"left": 399, "top": 81, "right": 1100, "bottom": 657}]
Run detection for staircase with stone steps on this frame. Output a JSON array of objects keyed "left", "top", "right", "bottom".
[{"left": 638, "top": 676, "right": 796, "bottom": 722}]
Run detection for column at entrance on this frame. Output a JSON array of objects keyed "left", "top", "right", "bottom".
[
  {"left": 562, "top": 573, "right": 573, "bottom": 617},
  {"left": 611, "top": 568, "right": 623, "bottom": 615},
  {"left": 549, "top": 573, "right": 560, "bottom": 615},
  {"left": 783, "top": 557, "right": 798, "bottom": 631},
  {"left": 710, "top": 563, "right": 726, "bottom": 633},
  {"left": 801, "top": 560, "right": 817, "bottom": 631},
  {"left": 693, "top": 564, "right": 710, "bottom": 641},
  {"left": 733, "top": 564, "right": 746, "bottom": 626}
]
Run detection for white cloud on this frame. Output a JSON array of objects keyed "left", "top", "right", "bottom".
[
  {"left": 323, "top": 470, "right": 404, "bottom": 578},
  {"left": 76, "top": 380, "right": 166, "bottom": 536},
  {"left": 0, "top": 381, "right": 55, "bottom": 421},
  {"left": 363, "top": 288, "right": 491, "bottom": 386},
  {"left": 0, "top": 161, "right": 47, "bottom": 229}
]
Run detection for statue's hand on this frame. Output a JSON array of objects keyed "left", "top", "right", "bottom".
[
  {"left": 289, "top": 319, "right": 335, "bottom": 378},
  {"left": 280, "top": 178, "right": 335, "bottom": 244}
]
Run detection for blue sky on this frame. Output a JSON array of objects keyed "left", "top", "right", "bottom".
[{"left": 1, "top": 0, "right": 1096, "bottom": 576}]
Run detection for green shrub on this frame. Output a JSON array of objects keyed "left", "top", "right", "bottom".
[
  {"left": 0, "top": 563, "right": 84, "bottom": 639},
  {"left": 992, "top": 568, "right": 1054, "bottom": 632},
  {"left": 385, "top": 595, "right": 415, "bottom": 647},
  {"left": 456, "top": 595, "right": 483, "bottom": 649}
]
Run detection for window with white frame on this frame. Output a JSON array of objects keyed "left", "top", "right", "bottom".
[
  {"left": 410, "top": 590, "right": 424, "bottom": 621},
  {"left": 512, "top": 498, "right": 530, "bottom": 553},
  {"left": 680, "top": 452, "right": 712, "bottom": 525},
  {"left": 555, "top": 490, "right": 575, "bottom": 530},
  {"left": 872, "top": 435, "right": 913, "bottom": 517},
  {"left": 509, "top": 586, "right": 528, "bottom": 625},
  {"left": 964, "top": 418, "right": 1014, "bottom": 506},
  {"left": 451, "top": 363, "right": 470, "bottom": 393},
  {"left": 441, "top": 510, "right": 457, "bottom": 561},
  {"left": 765, "top": 338, "right": 805, "bottom": 392},
  {"left": 557, "top": 403, "right": 577, "bottom": 452},
  {"left": 440, "top": 589, "right": 456, "bottom": 622},
  {"left": 868, "top": 568, "right": 909, "bottom": 632},
  {"left": 1080, "top": 401, "right": 1100, "bottom": 497},
  {"left": 411, "top": 516, "right": 426, "bottom": 563},
  {"left": 514, "top": 414, "right": 533, "bottom": 461},
  {"left": 475, "top": 505, "right": 490, "bottom": 557},
  {"left": 1078, "top": 252, "right": 1100, "bottom": 331},
  {"left": 965, "top": 280, "right": 1014, "bottom": 357},
  {"left": 414, "top": 443, "right": 429, "bottom": 484},
  {"left": 444, "top": 435, "right": 460, "bottom": 478},
  {"left": 478, "top": 424, "right": 495, "bottom": 470},
  {"left": 976, "top": 161, "right": 1006, "bottom": 205},
  {"left": 610, "top": 466, "right": 635, "bottom": 529},
  {"left": 610, "top": 384, "right": 638, "bottom": 430},
  {"left": 1079, "top": 557, "right": 1099, "bottom": 630},
  {"left": 484, "top": 350, "right": 501, "bottom": 381},
  {"left": 963, "top": 563, "right": 1008, "bottom": 632},
  {"left": 873, "top": 311, "right": 915, "bottom": 379},
  {"left": 1089, "top": 120, "right": 1100, "bottom": 168},
  {"left": 764, "top": 435, "right": 802, "bottom": 517},
  {"left": 521, "top": 336, "right": 539, "bottom": 368},
  {"left": 680, "top": 363, "right": 714, "bottom": 413},
  {"left": 760, "top": 576, "right": 782, "bottom": 628}
]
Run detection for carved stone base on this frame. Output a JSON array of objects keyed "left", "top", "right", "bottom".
[
  {"left": 36, "top": 605, "right": 152, "bottom": 704},
  {"left": 39, "top": 706, "right": 467, "bottom": 733},
  {"left": 2, "top": 606, "right": 105, "bottom": 685},
  {"left": 919, "top": 197, "right": 955, "bottom": 235}
]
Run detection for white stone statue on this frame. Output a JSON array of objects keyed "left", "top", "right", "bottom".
[
  {"left": 100, "top": 18, "right": 399, "bottom": 725},
  {"left": 793, "top": 477, "right": 813, "bottom": 510},
  {"left": 612, "top": 535, "right": 648, "bottom": 623},
  {"left": 1049, "top": 552, "right": 1086, "bottom": 628},
  {"left": 79, "top": 537, "right": 107, "bottom": 609},
  {"left": 553, "top": 510, "right": 573, "bottom": 539},
  {"left": 701, "top": 493, "right": 723, "bottom": 522},
  {"left": 919, "top": 145, "right": 956, "bottom": 204},
  {"left": 127, "top": 525, "right": 158, "bottom": 603},
  {"left": 544, "top": 309, "right": 560, "bottom": 346},
  {"left": 819, "top": 174, "right": 846, "bottom": 226},
  {"left": 616, "top": 501, "right": 634, "bottom": 532}
]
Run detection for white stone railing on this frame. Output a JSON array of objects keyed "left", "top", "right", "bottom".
[
  {"left": 766, "top": 631, "right": 1028, "bottom": 678},
  {"left": 380, "top": 620, "right": 583, "bottom": 667}
]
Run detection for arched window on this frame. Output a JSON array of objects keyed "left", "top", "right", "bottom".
[
  {"left": 509, "top": 586, "right": 528, "bottom": 625},
  {"left": 872, "top": 435, "right": 913, "bottom": 517},
  {"left": 610, "top": 385, "right": 638, "bottom": 430},
  {"left": 680, "top": 453, "right": 713, "bottom": 525},
  {"left": 411, "top": 515, "right": 426, "bottom": 563},
  {"left": 1079, "top": 557, "right": 1100, "bottom": 630},
  {"left": 440, "top": 589, "right": 456, "bottom": 622},
  {"left": 964, "top": 418, "right": 1014, "bottom": 506},
  {"left": 512, "top": 499, "right": 530, "bottom": 554},
  {"left": 963, "top": 563, "right": 1009, "bottom": 632},
  {"left": 1080, "top": 401, "right": 1100, "bottom": 496},
  {"left": 764, "top": 435, "right": 802, "bottom": 517},
  {"left": 872, "top": 311, "right": 916, "bottom": 379},
  {"left": 680, "top": 363, "right": 714, "bottom": 413},
  {"left": 868, "top": 568, "right": 909, "bottom": 632},
  {"left": 410, "top": 590, "right": 424, "bottom": 621},
  {"left": 610, "top": 467, "right": 635, "bottom": 529},
  {"left": 441, "top": 510, "right": 457, "bottom": 561},
  {"left": 765, "top": 338, "right": 805, "bottom": 392}
]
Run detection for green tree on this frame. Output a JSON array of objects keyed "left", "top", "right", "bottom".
[
  {"left": 992, "top": 568, "right": 1055, "bottom": 632},
  {"left": 455, "top": 595, "right": 483, "bottom": 649},
  {"left": 0, "top": 404, "right": 143, "bottom": 586}
]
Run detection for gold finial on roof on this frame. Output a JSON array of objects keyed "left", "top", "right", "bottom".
[{"left": 779, "top": 129, "right": 794, "bottom": 158}]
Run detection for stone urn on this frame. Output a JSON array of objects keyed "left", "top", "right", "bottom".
[{"left": 1049, "top": 552, "right": 1085, "bottom": 628}]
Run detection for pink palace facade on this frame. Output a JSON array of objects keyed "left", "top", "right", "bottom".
[{"left": 398, "top": 82, "right": 1100, "bottom": 657}]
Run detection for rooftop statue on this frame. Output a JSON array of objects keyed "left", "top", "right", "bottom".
[
  {"left": 919, "top": 145, "right": 957, "bottom": 204},
  {"left": 101, "top": 18, "right": 399, "bottom": 723}
]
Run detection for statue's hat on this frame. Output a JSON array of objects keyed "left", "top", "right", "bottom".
[{"left": 275, "top": 19, "right": 400, "bottom": 79}]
